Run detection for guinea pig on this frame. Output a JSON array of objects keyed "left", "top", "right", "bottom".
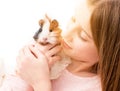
[
  {"left": 33, "top": 15, "right": 61, "bottom": 45},
  {"left": 33, "top": 15, "right": 71, "bottom": 79}
]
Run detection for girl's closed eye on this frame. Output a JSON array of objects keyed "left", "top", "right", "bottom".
[{"left": 78, "top": 30, "right": 89, "bottom": 41}]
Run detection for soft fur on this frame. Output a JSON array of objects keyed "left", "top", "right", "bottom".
[{"left": 33, "top": 15, "right": 71, "bottom": 79}]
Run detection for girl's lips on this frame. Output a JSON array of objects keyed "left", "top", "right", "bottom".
[{"left": 62, "top": 39, "right": 72, "bottom": 49}]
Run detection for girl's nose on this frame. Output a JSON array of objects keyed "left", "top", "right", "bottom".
[
  {"left": 62, "top": 18, "right": 75, "bottom": 42},
  {"left": 62, "top": 30, "right": 73, "bottom": 42}
]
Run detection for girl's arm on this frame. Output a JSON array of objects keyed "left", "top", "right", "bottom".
[{"left": 16, "top": 43, "right": 61, "bottom": 91}]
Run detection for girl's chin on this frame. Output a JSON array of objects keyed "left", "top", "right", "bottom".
[{"left": 62, "top": 48, "right": 71, "bottom": 57}]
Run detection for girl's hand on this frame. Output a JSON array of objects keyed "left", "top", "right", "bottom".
[
  {"left": 16, "top": 43, "right": 62, "bottom": 91},
  {"left": 34, "top": 43, "right": 62, "bottom": 68}
]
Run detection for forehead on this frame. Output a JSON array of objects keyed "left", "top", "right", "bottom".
[{"left": 74, "top": 0, "right": 93, "bottom": 37}]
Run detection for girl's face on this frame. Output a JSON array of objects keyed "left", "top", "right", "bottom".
[{"left": 62, "top": 0, "right": 98, "bottom": 70}]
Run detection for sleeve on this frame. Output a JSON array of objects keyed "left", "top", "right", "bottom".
[{"left": 0, "top": 74, "right": 33, "bottom": 91}]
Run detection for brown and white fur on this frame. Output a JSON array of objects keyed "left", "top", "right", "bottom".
[{"left": 33, "top": 15, "right": 71, "bottom": 79}]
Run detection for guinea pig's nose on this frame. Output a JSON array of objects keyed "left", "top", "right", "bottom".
[{"left": 42, "top": 37, "right": 47, "bottom": 41}]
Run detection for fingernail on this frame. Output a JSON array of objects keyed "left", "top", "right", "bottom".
[{"left": 31, "top": 44, "right": 35, "bottom": 47}]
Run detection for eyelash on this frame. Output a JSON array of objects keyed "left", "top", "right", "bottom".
[
  {"left": 71, "top": 16, "right": 88, "bottom": 41},
  {"left": 78, "top": 31, "right": 88, "bottom": 41}
]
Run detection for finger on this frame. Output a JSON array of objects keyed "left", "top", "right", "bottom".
[
  {"left": 23, "top": 45, "right": 42, "bottom": 60},
  {"left": 49, "top": 56, "right": 61, "bottom": 68},
  {"left": 35, "top": 43, "right": 56, "bottom": 53},
  {"left": 16, "top": 45, "right": 36, "bottom": 68},
  {"left": 16, "top": 55, "right": 21, "bottom": 67},
  {"left": 23, "top": 45, "right": 37, "bottom": 58},
  {"left": 29, "top": 45, "right": 46, "bottom": 60},
  {"left": 16, "top": 50, "right": 27, "bottom": 70},
  {"left": 18, "top": 47, "right": 25, "bottom": 57},
  {"left": 16, "top": 47, "right": 25, "bottom": 67},
  {"left": 45, "top": 45, "right": 62, "bottom": 57}
]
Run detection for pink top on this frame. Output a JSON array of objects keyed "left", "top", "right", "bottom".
[
  {"left": 52, "top": 69, "right": 101, "bottom": 91},
  {"left": 0, "top": 70, "right": 101, "bottom": 91},
  {"left": 0, "top": 74, "right": 33, "bottom": 91}
]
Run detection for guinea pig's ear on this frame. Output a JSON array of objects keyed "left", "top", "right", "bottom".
[
  {"left": 39, "top": 19, "right": 44, "bottom": 27},
  {"left": 50, "top": 19, "right": 59, "bottom": 30},
  {"left": 45, "top": 14, "right": 51, "bottom": 23}
]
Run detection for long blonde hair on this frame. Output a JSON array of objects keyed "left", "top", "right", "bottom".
[{"left": 90, "top": 0, "right": 120, "bottom": 91}]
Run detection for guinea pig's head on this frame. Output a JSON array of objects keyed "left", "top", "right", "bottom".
[{"left": 33, "top": 15, "right": 62, "bottom": 45}]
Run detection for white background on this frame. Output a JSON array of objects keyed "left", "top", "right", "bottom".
[{"left": 0, "top": 0, "right": 75, "bottom": 72}]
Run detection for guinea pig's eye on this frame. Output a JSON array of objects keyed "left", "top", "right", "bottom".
[{"left": 50, "top": 30, "right": 53, "bottom": 32}]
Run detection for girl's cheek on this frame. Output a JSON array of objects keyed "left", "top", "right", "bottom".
[{"left": 66, "top": 21, "right": 73, "bottom": 30}]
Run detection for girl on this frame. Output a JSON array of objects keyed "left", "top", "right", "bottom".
[{"left": 3, "top": 0, "right": 120, "bottom": 91}]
